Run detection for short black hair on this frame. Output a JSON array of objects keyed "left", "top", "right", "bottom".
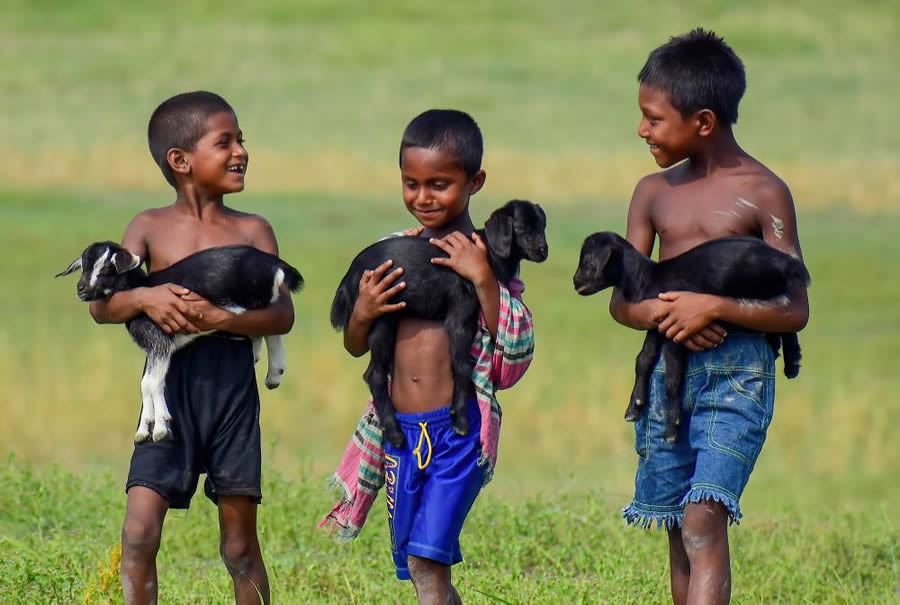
[
  {"left": 638, "top": 28, "right": 746, "bottom": 125},
  {"left": 147, "top": 91, "right": 235, "bottom": 188},
  {"left": 400, "top": 109, "right": 483, "bottom": 179}
]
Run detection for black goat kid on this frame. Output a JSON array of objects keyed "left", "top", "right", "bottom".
[
  {"left": 58, "top": 242, "right": 303, "bottom": 443},
  {"left": 573, "top": 232, "right": 809, "bottom": 442},
  {"left": 331, "top": 200, "right": 548, "bottom": 447}
]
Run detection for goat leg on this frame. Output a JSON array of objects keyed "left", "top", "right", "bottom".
[
  {"left": 661, "top": 342, "right": 686, "bottom": 443},
  {"left": 365, "top": 318, "right": 404, "bottom": 448},
  {"left": 140, "top": 352, "right": 174, "bottom": 442},
  {"left": 446, "top": 310, "right": 478, "bottom": 436},
  {"left": 135, "top": 362, "right": 155, "bottom": 443},
  {"left": 252, "top": 337, "right": 263, "bottom": 365},
  {"left": 626, "top": 331, "right": 663, "bottom": 421},
  {"left": 263, "top": 334, "right": 287, "bottom": 389}
]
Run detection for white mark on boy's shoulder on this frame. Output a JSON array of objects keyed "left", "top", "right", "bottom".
[
  {"left": 713, "top": 210, "right": 741, "bottom": 218},
  {"left": 769, "top": 214, "right": 784, "bottom": 239},
  {"left": 735, "top": 196, "right": 759, "bottom": 210}
]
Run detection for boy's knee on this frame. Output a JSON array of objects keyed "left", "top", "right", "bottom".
[
  {"left": 121, "top": 517, "right": 162, "bottom": 555},
  {"left": 220, "top": 535, "right": 258, "bottom": 576},
  {"left": 681, "top": 501, "right": 728, "bottom": 553}
]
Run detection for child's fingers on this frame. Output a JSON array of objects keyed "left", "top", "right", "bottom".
[
  {"left": 382, "top": 301, "right": 407, "bottom": 313},
  {"left": 430, "top": 257, "right": 452, "bottom": 266},
  {"left": 658, "top": 291, "right": 678, "bottom": 301},
  {"left": 371, "top": 259, "right": 394, "bottom": 280},
  {"left": 374, "top": 267, "right": 404, "bottom": 291},
  {"left": 657, "top": 315, "right": 676, "bottom": 333},
  {"left": 379, "top": 281, "right": 406, "bottom": 301},
  {"left": 706, "top": 323, "right": 728, "bottom": 339},
  {"left": 429, "top": 237, "right": 454, "bottom": 253},
  {"left": 471, "top": 232, "right": 486, "bottom": 250}
]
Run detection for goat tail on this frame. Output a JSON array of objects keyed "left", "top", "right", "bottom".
[
  {"left": 781, "top": 333, "right": 802, "bottom": 379},
  {"left": 279, "top": 262, "right": 304, "bottom": 293},
  {"left": 330, "top": 274, "right": 356, "bottom": 330}
]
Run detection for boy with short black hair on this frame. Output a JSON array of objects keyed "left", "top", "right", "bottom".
[
  {"left": 321, "top": 109, "right": 535, "bottom": 604},
  {"left": 90, "top": 90, "right": 294, "bottom": 604},
  {"left": 610, "top": 29, "right": 809, "bottom": 604}
]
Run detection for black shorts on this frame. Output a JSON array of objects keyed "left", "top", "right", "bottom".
[{"left": 126, "top": 333, "right": 262, "bottom": 509}]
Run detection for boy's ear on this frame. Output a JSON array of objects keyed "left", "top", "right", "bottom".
[
  {"left": 167, "top": 148, "right": 190, "bottom": 177},
  {"left": 484, "top": 207, "right": 513, "bottom": 258},
  {"left": 696, "top": 109, "right": 716, "bottom": 137},
  {"left": 469, "top": 170, "right": 486, "bottom": 195}
]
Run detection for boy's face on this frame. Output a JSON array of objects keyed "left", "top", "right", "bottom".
[
  {"left": 185, "top": 111, "right": 248, "bottom": 193},
  {"left": 400, "top": 146, "right": 485, "bottom": 230},
  {"left": 637, "top": 84, "right": 699, "bottom": 168}
]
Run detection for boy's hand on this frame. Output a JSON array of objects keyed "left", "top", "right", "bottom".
[
  {"left": 140, "top": 284, "right": 200, "bottom": 335},
  {"left": 429, "top": 232, "right": 493, "bottom": 286},
  {"left": 653, "top": 292, "right": 727, "bottom": 351},
  {"left": 180, "top": 292, "right": 236, "bottom": 332},
  {"left": 353, "top": 260, "right": 407, "bottom": 323}
]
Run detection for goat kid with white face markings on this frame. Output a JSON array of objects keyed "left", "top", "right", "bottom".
[{"left": 58, "top": 241, "right": 303, "bottom": 443}]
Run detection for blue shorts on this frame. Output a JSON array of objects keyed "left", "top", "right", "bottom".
[
  {"left": 384, "top": 399, "right": 484, "bottom": 580},
  {"left": 623, "top": 332, "right": 776, "bottom": 529}
]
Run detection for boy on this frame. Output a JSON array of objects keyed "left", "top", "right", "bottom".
[
  {"left": 320, "top": 109, "right": 535, "bottom": 604},
  {"left": 89, "top": 91, "right": 294, "bottom": 604},
  {"left": 610, "top": 29, "right": 809, "bottom": 604}
]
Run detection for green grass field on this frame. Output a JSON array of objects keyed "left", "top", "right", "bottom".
[{"left": 2, "top": 1, "right": 899, "bottom": 603}]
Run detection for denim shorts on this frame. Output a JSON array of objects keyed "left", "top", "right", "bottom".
[{"left": 623, "top": 332, "right": 776, "bottom": 529}]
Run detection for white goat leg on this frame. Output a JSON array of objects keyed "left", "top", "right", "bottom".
[
  {"left": 143, "top": 354, "right": 174, "bottom": 442},
  {"left": 264, "top": 334, "right": 287, "bottom": 389},
  {"left": 252, "top": 337, "right": 263, "bottom": 364},
  {"left": 135, "top": 366, "right": 156, "bottom": 443}
]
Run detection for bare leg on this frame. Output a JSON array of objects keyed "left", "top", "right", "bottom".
[
  {"left": 682, "top": 501, "right": 731, "bottom": 605},
  {"left": 667, "top": 528, "right": 691, "bottom": 605},
  {"left": 407, "top": 555, "right": 462, "bottom": 605},
  {"left": 121, "top": 487, "right": 168, "bottom": 605},
  {"left": 218, "top": 496, "right": 270, "bottom": 605}
]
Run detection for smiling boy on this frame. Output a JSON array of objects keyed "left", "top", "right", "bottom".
[
  {"left": 322, "top": 110, "right": 535, "bottom": 604},
  {"left": 609, "top": 30, "right": 809, "bottom": 604},
  {"left": 89, "top": 91, "right": 294, "bottom": 604}
]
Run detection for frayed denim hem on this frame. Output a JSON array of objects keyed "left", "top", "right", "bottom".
[
  {"left": 622, "top": 503, "right": 683, "bottom": 530},
  {"left": 681, "top": 486, "right": 743, "bottom": 525}
]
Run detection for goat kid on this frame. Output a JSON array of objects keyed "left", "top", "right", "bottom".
[
  {"left": 331, "top": 200, "right": 548, "bottom": 448},
  {"left": 58, "top": 242, "right": 303, "bottom": 443},
  {"left": 573, "top": 232, "right": 809, "bottom": 443}
]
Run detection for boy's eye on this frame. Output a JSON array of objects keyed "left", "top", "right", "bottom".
[{"left": 431, "top": 182, "right": 448, "bottom": 190}]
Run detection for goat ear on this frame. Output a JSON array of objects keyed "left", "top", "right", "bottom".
[
  {"left": 55, "top": 256, "right": 83, "bottom": 278},
  {"left": 111, "top": 250, "right": 141, "bottom": 273},
  {"left": 484, "top": 210, "right": 514, "bottom": 258}
]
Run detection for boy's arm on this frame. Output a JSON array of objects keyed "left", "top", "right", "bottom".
[
  {"left": 89, "top": 213, "right": 200, "bottom": 334},
  {"left": 429, "top": 231, "right": 500, "bottom": 338},
  {"left": 656, "top": 180, "right": 810, "bottom": 343},
  {"left": 180, "top": 218, "right": 295, "bottom": 337},
  {"left": 609, "top": 177, "right": 663, "bottom": 331}
]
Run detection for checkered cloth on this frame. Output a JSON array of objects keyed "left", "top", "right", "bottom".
[{"left": 319, "top": 278, "right": 534, "bottom": 541}]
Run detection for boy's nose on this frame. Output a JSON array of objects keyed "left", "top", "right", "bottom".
[{"left": 637, "top": 118, "right": 649, "bottom": 138}]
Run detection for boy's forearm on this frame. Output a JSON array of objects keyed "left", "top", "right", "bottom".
[
  {"left": 711, "top": 291, "right": 809, "bottom": 333},
  {"left": 89, "top": 289, "right": 145, "bottom": 324},
  {"left": 220, "top": 298, "right": 294, "bottom": 337},
  {"left": 343, "top": 313, "right": 372, "bottom": 357},
  {"left": 473, "top": 275, "right": 500, "bottom": 338},
  {"left": 609, "top": 289, "right": 658, "bottom": 331}
]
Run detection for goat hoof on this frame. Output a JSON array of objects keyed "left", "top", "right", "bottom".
[
  {"left": 152, "top": 426, "right": 171, "bottom": 442},
  {"left": 385, "top": 430, "right": 405, "bottom": 449},
  {"left": 663, "top": 428, "right": 678, "bottom": 443},
  {"left": 134, "top": 428, "right": 151, "bottom": 443},
  {"left": 451, "top": 416, "right": 469, "bottom": 436},
  {"left": 265, "top": 372, "right": 283, "bottom": 390}
]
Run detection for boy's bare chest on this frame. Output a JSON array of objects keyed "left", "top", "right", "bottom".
[
  {"left": 145, "top": 218, "right": 254, "bottom": 272},
  {"left": 651, "top": 186, "right": 763, "bottom": 259}
]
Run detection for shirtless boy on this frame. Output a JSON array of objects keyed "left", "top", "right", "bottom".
[
  {"left": 321, "top": 109, "right": 535, "bottom": 605},
  {"left": 89, "top": 91, "right": 294, "bottom": 604},
  {"left": 610, "top": 29, "right": 809, "bottom": 604}
]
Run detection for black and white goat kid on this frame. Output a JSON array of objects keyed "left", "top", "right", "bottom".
[
  {"left": 58, "top": 243, "right": 303, "bottom": 443},
  {"left": 331, "top": 200, "right": 548, "bottom": 448},
  {"left": 573, "top": 233, "right": 809, "bottom": 443}
]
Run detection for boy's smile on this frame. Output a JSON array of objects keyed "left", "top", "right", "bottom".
[
  {"left": 637, "top": 84, "right": 699, "bottom": 168},
  {"left": 187, "top": 111, "right": 249, "bottom": 194},
  {"left": 400, "top": 147, "right": 485, "bottom": 232}
]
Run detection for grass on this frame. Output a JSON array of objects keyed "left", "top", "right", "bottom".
[
  {"left": 1, "top": 0, "right": 899, "bottom": 207},
  {"left": 2, "top": 0, "right": 899, "bottom": 601},
  {"left": 2, "top": 190, "right": 899, "bottom": 602}
]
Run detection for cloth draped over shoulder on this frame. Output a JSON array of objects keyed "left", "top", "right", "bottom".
[{"left": 318, "top": 278, "right": 534, "bottom": 542}]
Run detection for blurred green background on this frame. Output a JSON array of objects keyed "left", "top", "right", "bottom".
[{"left": 2, "top": 1, "right": 898, "bottom": 603}]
